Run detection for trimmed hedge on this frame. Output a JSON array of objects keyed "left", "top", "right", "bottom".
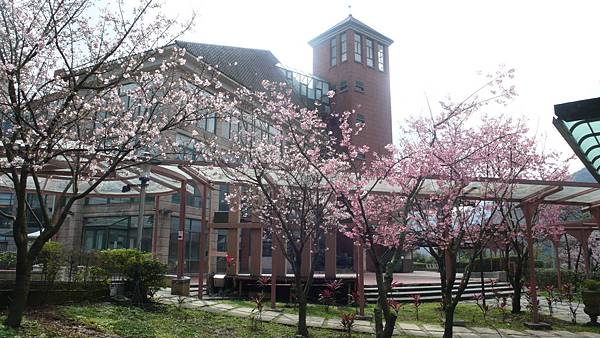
[
  {"left": 534, "top": 269, "right": 600, "bottom": 288},
  {"left": 457, "top": 256, "right": 544, "bottom": 272}
]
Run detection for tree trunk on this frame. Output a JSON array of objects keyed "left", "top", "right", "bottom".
[
  {"left": 382, "top": 312, "right": 397, "bottom": 338},
  {"left": 296, "top": 287, "right": 309, "bottom": 337},
  {"left": 443, "top": 303, "right": 457, "bottom": 338},
  {"left": 4, "top": 248, "right": 33, "bottom": 327},
  {"left": 511, "top": 260, "right": 523, "bottom": 314},
  {"left": 512, "top": 278, "right": 522, "bottom": 314},
  {"left": 368, "top": 246, "right": 398, "bottom": 338}
]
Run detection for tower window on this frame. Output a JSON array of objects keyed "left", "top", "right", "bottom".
[
  {"left": 366, "top": 39, "right": 374, "bottom": 68},
  {"left": 355, "top": 80, "right": 365, "bottom": 93},
  {"left": 356, "top": 114, "right": 365, "bottom": 124},
  {"left": 377, "top": 44, "right": 385, "bottom": 72},
  {"left": 354, "top": 32, "right": 362, "bottom": 63},
  {"left": 339, "top": 80, "right": 348, "bottom": 92},
  {"left": 340, "top": 33, "right": 347, "bottom": 62},
  {"left": 330, "top": 38, "right": 337, "bottom": 67}
]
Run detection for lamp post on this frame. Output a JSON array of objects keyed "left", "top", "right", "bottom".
[{"left": 137, "top": 164, "right": 151, "bottom": 251}]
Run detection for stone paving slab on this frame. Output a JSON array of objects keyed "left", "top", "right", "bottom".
[
  {"left": 272, "top": 313, "right": 298, "bottom": 325},
  {"left": 227, "top": 307, "right": 254, "bottom": 317},
  {"left": 211, "top": 303, "right": 237, "bottom": 310},
  {"left": 454, "top": 333, "right": 482, "bottom": 338},
  {"left": 499, "top": 328, "right": 527, "bottom": 335},
  {"left": 471, "top": 327, "right": 499, "bottom": 334},
  {"left": 323, "top": 319, "right": 343, "bottom": 330},
  {"left": 452, "top": 326, "right": 473, "bottom": 333},
  {"left": 305, "top": 315, "right": 325, "bottom": 326},
  {"left": 187, "top": 300, "right": 215, "bottom": 307},
  {"left": 354, "top": 324, "right": 374, "bottom": 333},
  {"left": 402, "top": 329, "right": 430, "bottom": 337},
  {"left": 201, "top": 305, "right": 228, "bottom": 313},
  {"left": 398, "top": 322, "right": 421, "bottom": 330},
  {"left": 257, "top": 311, "right": 281, "bottom": 322},
  {"left": 422, "top": 324, "right": 444, "bottom": 332}
]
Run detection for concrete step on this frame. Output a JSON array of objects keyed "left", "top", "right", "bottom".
[
  {"left": 363, "top": 281, "right": 510, "bottom": 291},
  {"left": 366, "top": 290, "right": 514, "bottom": 303},
  {"left": 365, "top": 285, "right": 514, "bottom": 297}
]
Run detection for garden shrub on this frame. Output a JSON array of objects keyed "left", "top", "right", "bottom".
[
  {"left": 37, "top": 241, "right": 64, "bottom": 283},
  {"left": 582, "top": 279, "right": 600, "bottom": 291},
  {"left": 534, "top": 269, "right": 600, "bottom": 289},
  {"left": 457, "top": 256, "right": 544, "bottom": 272},
  {"left": 99, "top": 249, "right": 167, "bottom": 303},
  {"left": 0, "top": 251, "right": 16, "bottom": 269}
]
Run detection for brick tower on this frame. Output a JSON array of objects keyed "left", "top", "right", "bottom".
[{"left": 309, "top": 15, "right": 393, "bottom": 158}]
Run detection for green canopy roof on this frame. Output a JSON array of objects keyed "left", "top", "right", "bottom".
[{"left": 554, "top": 97, "right": 600, "bottom": 183}]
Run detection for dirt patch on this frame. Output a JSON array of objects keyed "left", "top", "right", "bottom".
[{"left": 28, "top": 307, "right": 119, "bottom": 338}]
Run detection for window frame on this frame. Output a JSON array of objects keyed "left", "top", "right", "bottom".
[
  {"left": 330, "top": 37, "right": 337, "bottom": 67},
  {"left": 377, "top": 44, "right": 385, "bottom": 72},
  {"left": 354, "top": 32, "right": 362, "bottom": 63},
  {"left": 340, "top": 33, "right": 347, "bottom": 63},
  {"left": 366, "top": 39, "right": 374, "bottom": 68}
]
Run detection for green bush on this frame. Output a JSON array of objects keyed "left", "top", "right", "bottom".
[
  {"left": 457, "top": 256, "right": 544, "bottom": 272},
  {"left": 583, "top": 279, "right": 600, "bottom": 291},
  {"left": 534, "top": 269, "right": 600, "bottom": 289},
  {"left": 99, "top": 249, "right": 167, "bottom": 303},
  {"left": 413, "top": 262, "right": 427, "bottom": 270},
  {"left": 0, "top": 251, "right": 17, "bottom": 269},
  {"left": 38, "top": 241, "right": 64, "bottom": 283}
]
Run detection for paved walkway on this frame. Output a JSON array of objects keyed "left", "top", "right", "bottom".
[{"left": 154, "top": 289, "right": 600, "bottom": 338}]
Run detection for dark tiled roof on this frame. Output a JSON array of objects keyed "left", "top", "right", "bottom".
[{"left": 176, "top": 41, "right": 286, "bottom": 92}]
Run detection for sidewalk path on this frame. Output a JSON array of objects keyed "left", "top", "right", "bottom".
[{"left": 154, "top": 289, "right": 600, "bottom": 338}]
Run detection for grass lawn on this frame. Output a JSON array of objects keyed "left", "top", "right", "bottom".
[
  {"left": 222, "top": 298, "right": 600, "bottom": 335},
  {"left": 1, "top": 302, "right": 409, "bottom": 337}
]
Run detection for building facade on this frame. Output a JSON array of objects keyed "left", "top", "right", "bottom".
[{"left": 0, "top": 16, "right": 400, "bottom": 278}]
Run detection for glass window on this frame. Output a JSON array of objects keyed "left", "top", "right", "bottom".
[
  {"left": 0, "top": 193, "right": 12, "bottom": 229},
  {"left": 366, "top": 39, "right": 374, "bottom": 67},
  {"left": 206, "top": 113, "right": 216, "bottom": 134},
  {"left": 216, "top": 229, "right": 228, "bottom": 252},
  {"left": 330, "top": 38, "right": 337, "bottom": 67},
  {"left": 340, "top": 33, "right": 347, "bottom": 62},
  {"left": 171, "top": 185, "right": 202, "bottom": 208},
  {"left": 355, "top": 80, "right": 365, "bottom": 92},
  {"left": 378, "top": 44, "right": 385, "bottom": 72},
  {"left": 0, "top": 193, "right": 13, "bottom": 206},
  {"left": 218, "top": 184, "right": 229, "bottom": 212},
  {"left": 356, "top": 114, "right": 366, "bottom": 124},
  {"left": 240, "top": 186, "right": 251, "bottom": 223},
  {"left": 82, "top": 215, "right": 152, "bottom": 252},
  {"left": 340, "top": 80, "right": 348, "bottom": 92},
  {"left": 354, "top": 33, "right": 362, "bottom": 63},
  {"left": 217, "top": 118, "right": 231, "bottom": 139},
  {"left": 168, "top": 217, "right": 202, "bottom": 273}
]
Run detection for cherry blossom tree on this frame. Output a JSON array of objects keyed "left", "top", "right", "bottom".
[
  {"left": 0, "top": 0, "right": 218, "bottom": 327},
  {"left": 331, "top": 68, "right": 568, "bottom": 338},
  {"left": 497, "top": 193, "right": 570, "bottom": 313},
  {"left": 205, "top": 83, "right": 348, "bottom": 337}
]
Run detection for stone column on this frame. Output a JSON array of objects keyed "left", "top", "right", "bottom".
[
  {"left": 227, "top": 228, "right": 239, "bottom": 275},
  {"left": 249, "top": 228, "right": 262, "bottom": 276},
  {"left": 325, "top": 231, "right": 337, "bottom": 279}
]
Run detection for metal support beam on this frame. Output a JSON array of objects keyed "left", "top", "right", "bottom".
[
  {"left": 177, "top": 181, "right": 187, "bottom": 279},
  {"left": 198, "top": 183, "right": 208, "bottom": 299}
]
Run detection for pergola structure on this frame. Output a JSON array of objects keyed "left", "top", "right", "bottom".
[{"left": 2, "top": 162, "right": 600, "bottom": 322}]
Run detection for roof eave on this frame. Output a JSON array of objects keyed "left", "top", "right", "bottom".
[{"left": 308, "top": 16, "right": 393, "bottom": 47}]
